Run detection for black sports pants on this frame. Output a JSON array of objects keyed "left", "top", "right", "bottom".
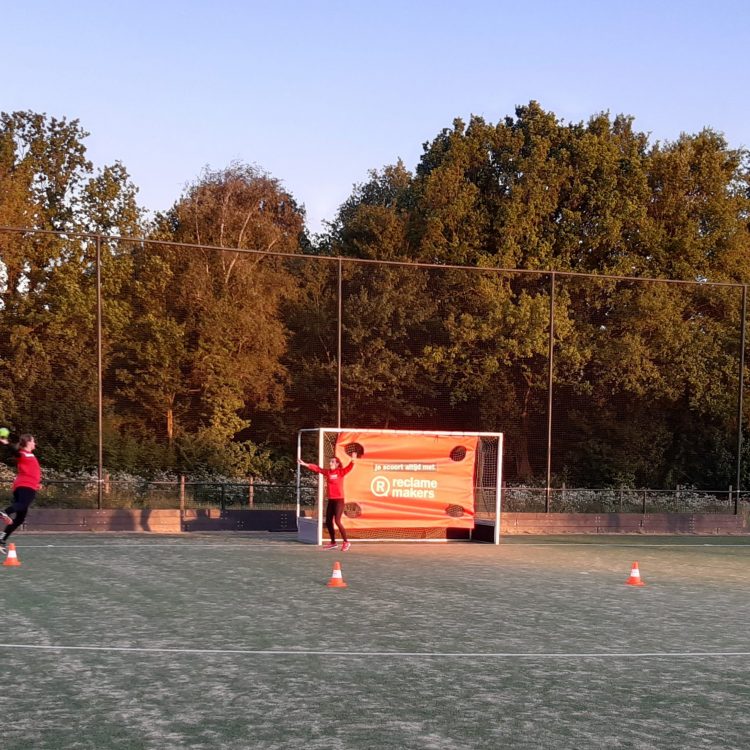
[
  {"left": 2, "top": 486, "right": 37, "bottom": 540},
  {"left": 325, "top": 498, "right": 348, "bottom": 543}
]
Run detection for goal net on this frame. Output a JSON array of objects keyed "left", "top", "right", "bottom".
[{"left": 296, "top": 428, "right": 503, "bottom": 544}]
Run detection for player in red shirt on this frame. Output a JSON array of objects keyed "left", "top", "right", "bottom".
[
  {"left": 0, "top": 433, "right": 41, "bottom": 553},
  {"left": 299, "top": 455, "right": 355, "bottom": 550}
]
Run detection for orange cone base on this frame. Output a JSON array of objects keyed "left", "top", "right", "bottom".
[
  {"left": 327, "top": 561, "right": 347, "bottom": 588},
  {"left": 626, "top": 562, "right": 645, "bottom": 586},
  {"left": 3, "top": 543, "right": 21, "bottom": 567}
]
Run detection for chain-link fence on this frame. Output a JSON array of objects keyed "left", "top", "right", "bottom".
[
  {"left": 0, "top": 477, "right": 297, "bottom": 510},
  {"left": 1, "top": 227, "right": 748, "bottom": 512}
]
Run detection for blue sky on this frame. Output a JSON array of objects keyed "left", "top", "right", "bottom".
[{"left": 3, "top": 0, "right": 749, "bottom": 234}]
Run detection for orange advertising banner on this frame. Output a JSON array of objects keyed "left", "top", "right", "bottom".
[{"left": 334, "top": 432, "right": 478, "bottom": 529}]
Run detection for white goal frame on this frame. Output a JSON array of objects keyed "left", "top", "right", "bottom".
[{"left": 296, "top": 427, "right": 503, "bottom": 545}]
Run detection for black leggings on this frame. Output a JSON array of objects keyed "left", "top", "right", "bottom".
[
  {"left": 325, "top": 498, "right": 348, "bottom": 543},
  {"left": 2, "top": 487, "right": 36, "bottom": 540}
]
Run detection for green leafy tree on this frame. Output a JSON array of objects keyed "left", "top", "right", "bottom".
[
  {"left": 128, "top": 163, "right": 306, "bottom": 476},
  {"left": 325, "top": 103, "right": 750, "bottom": 487},
  {"left": 324, "top": 163, "right": 448, "bottom": 428},
  {"left": 0, "top": 112, "right": 145, "bottom": 470}
]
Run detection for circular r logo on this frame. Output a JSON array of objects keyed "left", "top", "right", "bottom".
[{"left": 371, "top": 476, "right": 390, "bottom": 496}]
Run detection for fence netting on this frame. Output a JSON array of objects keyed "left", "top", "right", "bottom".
[{"left": 1, "top": 228, "right": 748, "bottom": 511}]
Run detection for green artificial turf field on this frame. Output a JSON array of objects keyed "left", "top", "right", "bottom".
[{"left": 2, "top": 533, "right": 750, "bottom": 749}]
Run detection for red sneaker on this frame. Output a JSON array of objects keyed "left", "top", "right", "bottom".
[
  {"left": 323, "top": 542, "right": 338, "bottom": 550},
  {"left": 0, "top": 512, "right": 12, "bottom": 526},
  {"left": 341, "top": 541, "right": 351, "bottom": 552}
]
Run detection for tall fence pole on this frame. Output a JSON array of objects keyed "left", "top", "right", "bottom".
[
  {"left": 735, "top": 285, "right": 747, "bottom": 514},
  {"left": 96, "top": 234, "right": 103, "bottom": 511},
  {"left": 545, "top": 272, "right": 555, "bottom": 513},
  {"left": 337, "top": 257, "right": 343, "bottom": 428}
]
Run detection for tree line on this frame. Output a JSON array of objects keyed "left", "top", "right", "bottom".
[{"left": 1, "top": 103, "right": 749, "bottom": 489}]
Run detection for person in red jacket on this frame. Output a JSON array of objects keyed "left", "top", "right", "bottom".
[
  {"left": 299, "top": 455, "right": 355, "bottom": 551},
  {"left": 0, "top": 433, "right": 42, "bottom": 553}
]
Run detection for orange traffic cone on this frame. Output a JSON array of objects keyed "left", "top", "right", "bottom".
[
  {"left": 3, "top": 543, "right": 21, "bottom": 567},
  {"left": 327, "top": 561, "right": 347, "bottom": 588},
  {"left": 626, "top": 561, "right": 645, "bottom": 586}
]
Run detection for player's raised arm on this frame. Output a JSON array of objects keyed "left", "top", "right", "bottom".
[{"left": 299, "top": 459, "right": 324, "bottom": 474}]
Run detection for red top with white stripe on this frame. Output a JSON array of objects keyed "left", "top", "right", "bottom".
[
  {"left": 13, "top": 450, "right": 42, "bottom": 491},
  {"left": 305, "top": 461, "right": 354, "bottom": 499}
]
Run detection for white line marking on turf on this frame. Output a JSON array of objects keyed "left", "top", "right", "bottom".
[
  {"left": 12, "top": 543, "right": 291, "bottom": 549},
  {"left": 1, "top": 644, "right": 750, "bottom": 658}
]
